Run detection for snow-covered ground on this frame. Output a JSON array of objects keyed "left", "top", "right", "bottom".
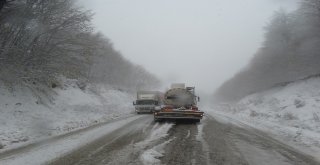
[
  {"left": 0, "top": 78, "right": 135, "bottom": 151},
  {"left": 206, "top": 77, "right": 320, "bottom": 159},
  {"left": 0, "top": 115, "right": 145, "bottom": 165}
]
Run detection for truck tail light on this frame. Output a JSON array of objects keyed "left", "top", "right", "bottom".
[
  {"left": 162, "top": 105, "right": 173, "bottom": 111},
  {"left": 163, "top": 108, "right": 173, "bottom": 112},
  {"left": 191, "top": 106, "right": 198, "bottom": 111}
]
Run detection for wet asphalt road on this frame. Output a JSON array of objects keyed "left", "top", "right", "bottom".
[{"left": 48, "top": 114, "right": 320, "bottom": 165}]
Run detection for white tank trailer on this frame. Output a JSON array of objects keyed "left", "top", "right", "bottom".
[{"left": 154, "top": 83, "right": 204, "bottom": 122}]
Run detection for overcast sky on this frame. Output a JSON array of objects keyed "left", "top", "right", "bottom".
[{"left": 78, "top": 0, "right": 298, "bottom": 93}]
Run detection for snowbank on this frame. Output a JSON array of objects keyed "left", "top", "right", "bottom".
[
  {"left": 0, "top": 79, "right": 135, "bottom": 151},
  {"left": 207, "top": 77, "right": 320, "bottom": 156},
  {"left": 0, "top": 115, "right": 145, "bottom": 165}
]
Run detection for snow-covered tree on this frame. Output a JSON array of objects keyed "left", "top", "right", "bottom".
[
  {"left": 0, "top": 0, "right": 160, "bottom": 90},
  {"left": 214, "top": 1, "right": 320, "bottom": 102}
]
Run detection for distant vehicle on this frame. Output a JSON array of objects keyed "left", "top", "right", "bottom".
[
  {"left": 154, "top": 83, "right": 204, "bottom": 122},
  {"left": 133, "top": 91, "right": 163, "bottom": 114}
]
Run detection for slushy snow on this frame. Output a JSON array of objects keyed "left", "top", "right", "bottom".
[
  {"left": 207, "top": 77, "right": 320, "bottom": 160},
  {"left": 139, "top": 123, "right": 173, "bottom": 165},
  {"left": 0, "top": 115, "right": 144, "bottom": 165}
]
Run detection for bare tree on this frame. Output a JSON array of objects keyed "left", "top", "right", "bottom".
[{"left": 0, "top": 0, "right": 160, "bottom": 91}]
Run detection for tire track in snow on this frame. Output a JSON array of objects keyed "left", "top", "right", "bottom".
[
  {"left": 196, "top": 118, "right": 211, "bottom": 165},
  {"left": 138, "top": 122, "right": 174, "bottom": 165}
]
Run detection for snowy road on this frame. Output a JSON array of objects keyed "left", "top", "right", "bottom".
[
  {"left": 49, "top": 114, "right": 319, "bottom": 165},
  {"left": 1, "top": 113, "right": 319, "bottom": 165}
]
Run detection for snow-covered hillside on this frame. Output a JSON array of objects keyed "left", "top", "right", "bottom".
[
  {"left": 0, "top": 78, "right": 135, "bottom": 151},
  {"left": 209, "top": 77, "right": 320, "bottom": 156}
]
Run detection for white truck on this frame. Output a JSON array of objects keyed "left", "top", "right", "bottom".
[
  {"left": 133, "top": 91, "right": 163, "bottom": 114},
  {"left": 154, "top": 83, "right": 204, "bottom": 122}
]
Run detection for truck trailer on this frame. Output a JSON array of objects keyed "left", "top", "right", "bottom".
[{"left": 154, "top": 83, "right": 204, "bottom": 122}]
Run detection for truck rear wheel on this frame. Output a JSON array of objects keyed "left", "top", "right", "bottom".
[
  {"left": 154, "top": 118, "right": 161, "bottom": 122},
  {"left": 194, "top": 119, "right": 200, "bottom": 123}
]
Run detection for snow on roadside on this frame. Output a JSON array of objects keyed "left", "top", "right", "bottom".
[
  {"left": 0, "top": 78, "right": 135, "bottom": 152},
  {"left": 206, "top": 77, "right": 320, "bottom": 160},
  {"left": 0, "top": 115, "right": 144, "bottom": 165}
]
